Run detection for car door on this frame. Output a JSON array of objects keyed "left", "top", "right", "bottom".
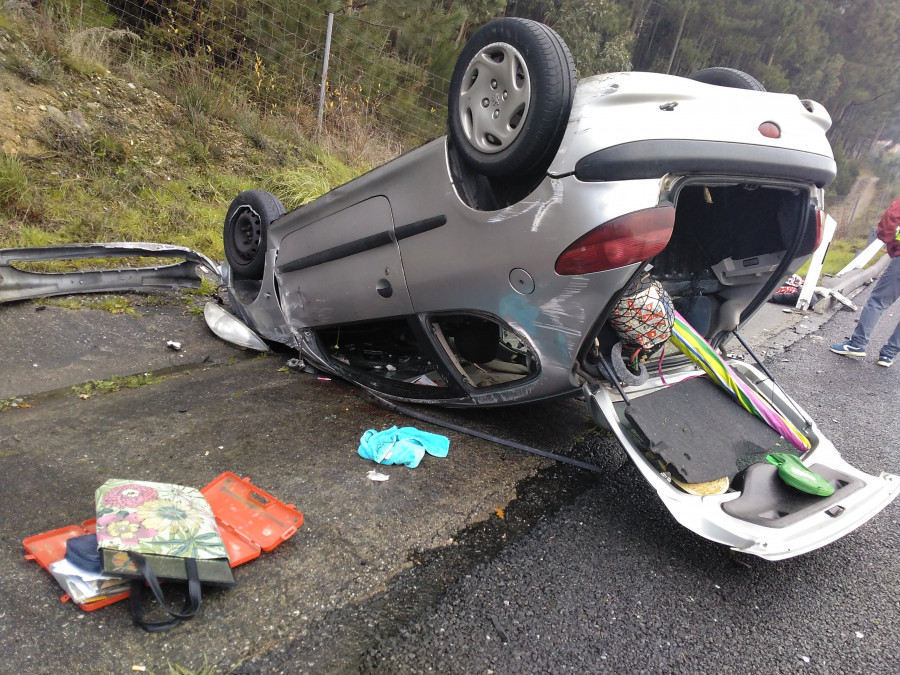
[{"left": 274, "top": 196, "right": 413, "bottom": 328}]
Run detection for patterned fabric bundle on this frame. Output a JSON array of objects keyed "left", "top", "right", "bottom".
[
  {"left": 668, "top": 310, "right": 811, "bottom": 452},
  {"left": 609, "top": 274, "right": 675, "bottom": 369},
  {"left": 96, "top": 480, "right": 229, "bottom": 568},
  {"left": 95, "top": 479, "right": 235, "bottom": 632}
]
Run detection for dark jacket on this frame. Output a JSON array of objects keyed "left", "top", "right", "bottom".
[{"left": 876, "top": 197, "right": 900, "bottom": 258}]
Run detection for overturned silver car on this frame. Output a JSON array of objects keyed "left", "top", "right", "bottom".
[{"left": 3, "top": 18, "right": 896, "bottom": 560}]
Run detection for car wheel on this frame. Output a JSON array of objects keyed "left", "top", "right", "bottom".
[
  {"left": 448, "top": 18, "right": 576, "bottom": 177},
  {"left": 688, "top": 67, "right": 766, "bottom": 91},
  {"left": 223, "top": 190, "right": 285, "bottom": 280}
]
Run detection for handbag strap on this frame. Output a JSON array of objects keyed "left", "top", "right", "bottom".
[{"left": 127, "top": 552, "right": 202, "bottom": 632}]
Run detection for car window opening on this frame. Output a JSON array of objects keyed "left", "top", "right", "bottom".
[
  {"left": 430, "top": 315, "right": 537, "bottom": 388},
  {"left": 583, "top": 181, "right": 812, "bottom": 384},
  {"left": 315, "top": 319, "right": 450, "bottom": 388}
]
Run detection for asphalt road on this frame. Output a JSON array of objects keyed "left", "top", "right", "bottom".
[
  {"left": 0, "top": 292, "right": 593, "bottom": 674},
  {"left": 360, "top": 282, "right": 900, "bottom": 675},
  {"left": 0, "top": 264, "right": 895, "bottom": 674}
]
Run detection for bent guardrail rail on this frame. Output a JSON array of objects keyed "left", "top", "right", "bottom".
[{"left": 0, "top": 243, "right": 220, "bottom": 303}]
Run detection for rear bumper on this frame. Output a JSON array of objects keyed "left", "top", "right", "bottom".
[{"left": 574, "top": 140, "right": 836, "bottom": 188}]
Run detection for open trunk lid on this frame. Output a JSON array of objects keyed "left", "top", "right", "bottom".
[
  {"left": 581, "top": 173, "right": 898, "bottom": 559},
  {"left": 585, "top": 362, "right": 899, "bottom": 560}
]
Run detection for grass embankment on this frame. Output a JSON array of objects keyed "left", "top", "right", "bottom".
[
  {"left": 0, "top": 4, "right": 391, "bottom": 260},
  {"left": 796, "top": 237, "right": 885, "bottom": 279}
]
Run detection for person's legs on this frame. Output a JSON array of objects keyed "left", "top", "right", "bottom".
[
  {"left": 878, "top": 316, "right": 900, "bottom": 361},
  {"left": 849, "top": 256, "right": 900, "bottom": 349}
]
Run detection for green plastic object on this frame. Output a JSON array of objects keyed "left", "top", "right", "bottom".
[{"left": 766, "top": 453, "right": 835, "bottom": 496}]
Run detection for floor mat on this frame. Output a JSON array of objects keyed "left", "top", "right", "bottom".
[{"left": 625, "top": 376, "right": 781, "bottom": 483}]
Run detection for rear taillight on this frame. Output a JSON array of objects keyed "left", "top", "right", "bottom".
[
  {"left": 554, "top": 205, "right": 676, "bottom": 275},
  {"left": 814, "top": 209, "right": 825, "bottom": 251}
]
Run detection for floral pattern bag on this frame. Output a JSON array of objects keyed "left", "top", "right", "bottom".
[{"left": 95, "top": 479, "right": 235, "bottom": 631}]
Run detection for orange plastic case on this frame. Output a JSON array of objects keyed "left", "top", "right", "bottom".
[
  {"left": 23, "top": 473, "right": 303, "bottom": 611},
  {"left": 203, "top": 472, "right": 304, "bottom": 565},
  {"left": 22, "top": 521, "right": 127, "bottom": 611}
]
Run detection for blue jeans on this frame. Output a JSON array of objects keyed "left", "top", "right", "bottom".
[{"left": 850, "top": 255, "right": 900, "bottom": 359}]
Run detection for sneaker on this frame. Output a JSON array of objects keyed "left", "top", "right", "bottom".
[
  {"left": 877, "top": 355, "right": 894, "bottom": 367},
  {"left": 830, "top": 341, "right": 866, "bottom": 357}
]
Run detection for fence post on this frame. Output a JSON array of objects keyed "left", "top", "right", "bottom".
[{"left": 317, "top": 12, "right": 334, "bottom": 134}]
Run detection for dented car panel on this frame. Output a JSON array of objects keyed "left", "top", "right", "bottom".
[
  {"left": 5, "top": 19, "right": 896, "bottom": 560},
  {"left": 0, "top": 243, "right": 219, "bottom": 304},
  {"left": 206, "top": 41, "right": 897, "bottom": 560}
]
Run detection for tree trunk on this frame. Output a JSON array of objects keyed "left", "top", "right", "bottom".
[
  {"left": 456, "top": 19, "right": 467, "bottom": 47},
  {"left": 630, "top": 0, "right": 653, "bottom": 35},
  {"left": 666, "top": 5, "right": 690, "bottom": 75},
  {"left": 636, "top": 7, "right": 662, "bottom": 70}
]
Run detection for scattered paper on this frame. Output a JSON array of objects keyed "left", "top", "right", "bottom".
[
  {"left": 408, "top": 374, "right": 438, "bottom": 386},
  {"left": 48, "top": 559, "right": 129, "bottom": 604},
  {"left": 366, "top": 470, "right": 390, "bottom": 482}
]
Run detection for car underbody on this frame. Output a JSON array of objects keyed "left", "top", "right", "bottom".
[{"left": 2, "top": 18, "right": 896, "bottom": 561}]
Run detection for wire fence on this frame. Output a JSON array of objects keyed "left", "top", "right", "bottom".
[{"left": 55, "top": 0, "right": 451, "bottom": 144}]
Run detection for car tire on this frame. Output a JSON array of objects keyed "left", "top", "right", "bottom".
[
  {"left": 688, "top": 67, "right": 766, "bottom": 91},
  {"left": 223, "top": 190, "right": 285, "bottom": 280},
  {"left": 448, "top": 18, "right": 576, "bottom": 177}
]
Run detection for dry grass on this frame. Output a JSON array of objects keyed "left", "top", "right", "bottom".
[
  {"left": 0, "top": 153, "right": 29, "bottom": 208},
  {"left": 263, "top": 155, "right": 362, "bottom": 210},
  {"left": 0, "top": 2, "right": 413, "bottom": 263},
  {"left": 63, "top": 26, "right": 140, "bottom": 76},
  {"left": 317, "top": 105, "right": 405, "bottom": 169}
]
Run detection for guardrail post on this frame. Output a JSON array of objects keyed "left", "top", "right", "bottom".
[{"left": 796, "top": 214, "right": 837, "bottom": 310}]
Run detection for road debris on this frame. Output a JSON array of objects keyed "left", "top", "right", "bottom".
[{"left": 358, "top": 426, "right": 450, "bottom": 468}]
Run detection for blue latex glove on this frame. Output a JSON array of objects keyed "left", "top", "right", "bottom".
[{"left": 358, "top": 426, "right": 450, "bottom": 468}]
